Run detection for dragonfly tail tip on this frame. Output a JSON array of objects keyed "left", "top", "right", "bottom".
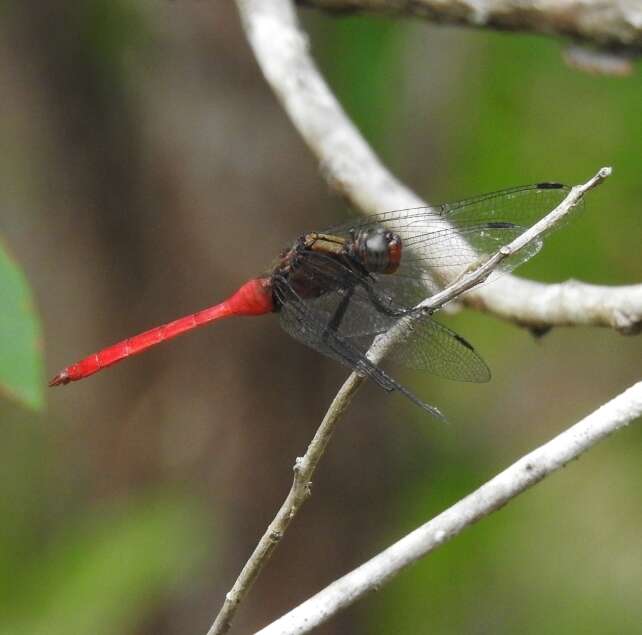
[{"left": 48, "top": 370, "right": 70, "bottom": 387}]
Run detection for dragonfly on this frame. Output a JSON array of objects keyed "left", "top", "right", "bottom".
[{"left": 49, "top": 182, "right": 571, "bottom": 419}]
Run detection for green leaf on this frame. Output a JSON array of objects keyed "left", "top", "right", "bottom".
[
  {"left": 0, "top": 494, "right": 211, "bottom": 635},
  {"left": 0, "top": 239, "right": 44, "bottom": 410}
]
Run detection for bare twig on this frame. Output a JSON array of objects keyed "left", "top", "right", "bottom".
[
  {"left": 206, "top": 374, "right": 364, "bottom": 635},
  {"left": 205, "top": 165, "right": 607, "bottom": 634},
  {"left": 235, "top": 0, "right": 642, "bottom": 333},
  {"left": 256, "top": 381, "right": 642, "bottom": 635},
  {"left": 299, "top": 0, "right": 642, "bottom": 56}
]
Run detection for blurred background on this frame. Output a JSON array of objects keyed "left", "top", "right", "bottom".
[{"left": 1, "top": 2, "right": 640, "bottom": 634}]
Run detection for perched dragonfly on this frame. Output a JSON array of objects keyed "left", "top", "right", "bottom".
[{"left": 50, "top": 182, "right": 570, "bottom": 419}]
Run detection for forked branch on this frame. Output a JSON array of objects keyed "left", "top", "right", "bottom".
[{"left": 256, "top": 381, "right": 642, "bottom": 634}]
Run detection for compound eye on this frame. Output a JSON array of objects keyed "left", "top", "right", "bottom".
[
  {"left": 384, "top": 232, "right": 402, "bottom": 274},
  {"left": 366, "top": 230, "right": 387, "bottom": 252}
]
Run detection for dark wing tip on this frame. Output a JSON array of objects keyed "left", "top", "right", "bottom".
[
  {"left": 453, "top": 332, "right": 474, "bottom": 351},
  {"left": 536, "top": 182, "right": 565, "bottom": 190},
  {"left": 452, "top": 334, "right": 492, "bottom": 383},
  {"left": 486, "top": 221, "right": 518, "bottom": 229}
]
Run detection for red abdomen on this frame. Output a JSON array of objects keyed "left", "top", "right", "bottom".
[{"left": 49, "top": 278, "right": 273, "bottom": 386}]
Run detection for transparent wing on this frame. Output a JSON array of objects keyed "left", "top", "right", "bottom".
[
  {"left": 323, "top": 183, "right": 575, "bottom": 292},
  {"left": 385, "top": 317, "right": 490, "bottom": 383},
  {"left": 274, "top": 253, "right": 490, "bottom": 383},
  {"left": 324, "top": 183, "right": 571, "bottom": 237},
  {"left": 273, "top": 277, "right": 445, "bottom": 418}
]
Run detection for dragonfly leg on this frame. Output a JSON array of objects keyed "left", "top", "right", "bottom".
[
  {"left": 359, "top": 279, "right": 415, "bottom": 319},
  {"left": 375, "top": 366, "right": 446, "bottom": 421},
  {"left": 350, "top": 345, "right": 445, "bottom": 420},
  {"left": 321, "top": 318, "right": 446, "bottom": 421},
  {"left": 323, "top": 287, "right": 354, "bottom": 337}
]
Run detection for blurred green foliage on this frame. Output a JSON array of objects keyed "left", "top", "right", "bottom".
[
  {"left": 0, "top": 240, "right": 44, "bottom": 410},
  {"left": 450, "top": 33, "right": 642, "bottom": 286},
  {"left": 72, "top": 0, "right": 149, "bottom": 92},
  {"left": 312, "top": 16, "right": 404, "bottom": 155},
  {"left": 0, "top": 490, "right": 210, "bottom": 635},
  {"left": 0, "top": 396, "right": 210, "bottom": 635}
]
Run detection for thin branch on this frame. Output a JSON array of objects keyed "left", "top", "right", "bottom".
[
  {"left": 205, "top": 160, "right": 607, "bottom": 633},
  {"left": 235, "top": 0, "right": 642, "bottom": 334},
  {"left": 256, "top": 381, "right": 642, "bottom": 635},
  {"left": 299, "top": 0, "right": 642, "bottom": 56},
  {"left": 206, "top": 374, "right": 365, "bottom": 635},
  {"left": 466, "top": 277, "right": 642, "bottom": 335}
]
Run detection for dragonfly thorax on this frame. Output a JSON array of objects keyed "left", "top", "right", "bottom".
[{"left": 350, "top": 227, "right": 402, "bottom": 274}]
